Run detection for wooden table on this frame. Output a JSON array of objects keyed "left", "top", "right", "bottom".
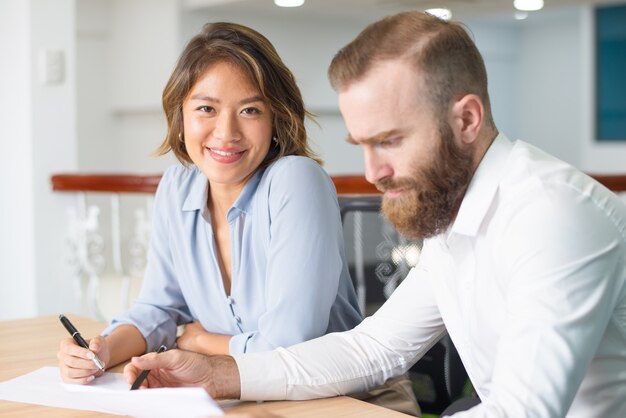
[{"left": 0, "top": 315, "right": 410, "bottom": 417}]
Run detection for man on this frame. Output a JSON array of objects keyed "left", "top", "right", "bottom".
[{"left": 124, "top": 12, "right": 626, "bottom": 417}]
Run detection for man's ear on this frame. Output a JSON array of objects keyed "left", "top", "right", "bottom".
[{"left": 449, "top": 94, "right": 483, "bottom": 145}]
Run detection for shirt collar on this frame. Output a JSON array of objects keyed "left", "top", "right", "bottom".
[
  {"left": 229, "top": 168, "right": 263, "bottom": 219},
  {"left": 182, "top": 167, "right": 208, "bottom": 212},
  {"left": 181, "top": 166, "right": 264, "bottom": 221},
  {"left": 449, "top": 132, "right": 513, "bottom": 238}
]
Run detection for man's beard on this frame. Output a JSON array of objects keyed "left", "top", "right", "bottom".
[{"left": 377, "top": 123, "right": 474, "bottom": 240}]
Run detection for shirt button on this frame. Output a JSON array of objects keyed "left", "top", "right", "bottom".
[{"left": 227, "top": 296, "right": 234, "bottom": 305}]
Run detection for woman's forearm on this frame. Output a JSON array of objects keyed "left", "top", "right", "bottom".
[{"left": 105, "top": 324, "right": 147, "bottom": 367}]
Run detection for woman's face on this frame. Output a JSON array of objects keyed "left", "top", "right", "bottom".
[{"left": 182, "top": 61, "right": 273, "bottom": 191}]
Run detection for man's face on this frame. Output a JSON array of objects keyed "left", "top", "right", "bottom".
[{"left": 338, "top": 60, "right": 473, "bottom": 239}]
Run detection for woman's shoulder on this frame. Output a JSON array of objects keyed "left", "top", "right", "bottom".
[
  {"left": 264, "top": 156, "right": 328, "bottom": 181},
  {"left": 260, "top": 156, "right": 336, "bottom": 201}
]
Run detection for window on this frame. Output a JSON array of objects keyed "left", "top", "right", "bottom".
[{"left": 595, "top": 4, "right": 626, "bottom": 140}]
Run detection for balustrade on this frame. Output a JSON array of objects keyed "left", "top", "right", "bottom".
[{"left": 51, "top": 173, "right": 626, "bottom": 320}]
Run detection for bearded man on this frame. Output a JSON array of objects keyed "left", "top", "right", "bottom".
[{"left": 122, "top": 11, "right": 626, "bottom": 418}]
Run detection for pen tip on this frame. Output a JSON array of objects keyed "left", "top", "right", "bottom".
[{"left": 59, "top": 314, "right": 65, "bottom": 319}]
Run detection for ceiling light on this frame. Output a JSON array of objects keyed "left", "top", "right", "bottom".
[
  {"left": 425, "top": 8, "right": 452, "bottom": 21},
  {"left": 514, "top": 0, "right": 543, "bottom": 12},
  {"left": 274, "top": 0, "right": 305, "bottom": 7}
]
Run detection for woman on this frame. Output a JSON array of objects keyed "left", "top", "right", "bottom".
[{"left": 58, "top": 22, "right": 362, "bottom": 382}]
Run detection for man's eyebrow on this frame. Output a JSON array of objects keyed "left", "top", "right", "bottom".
[{"left": 345, "top": 130, "right": 400, "bottom": 145}]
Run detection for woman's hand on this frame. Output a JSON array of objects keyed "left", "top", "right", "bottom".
[
  {"left": 176, "top": 321, "right": 208, "bottom": 351},
  {"left": 57, "top": 335, "right": 111, "bottom": 384},
  {"left": 177, "top": 321, "right": 231, "bottom": 355},
  {"left": 123, "top": 349, "right": 241, "bottom": 399}
]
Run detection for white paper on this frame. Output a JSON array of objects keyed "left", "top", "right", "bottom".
[{"left": 0, "top": 367, "right": 223, "bottom": 417}]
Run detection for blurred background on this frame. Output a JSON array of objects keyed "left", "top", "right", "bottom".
[{"left": 1, "top": 0, "right": 625, "bottom": 321}]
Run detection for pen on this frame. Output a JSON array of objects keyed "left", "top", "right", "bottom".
[
  {"left": 130, "top": 345, "right": 167, "bottom": 390},
  {"left": 59, "top": 314, "right": 106, "bottom": 372}
]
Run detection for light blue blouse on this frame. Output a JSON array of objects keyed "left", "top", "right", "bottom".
[{"left": 103, "top": 156, "right": 362, "bottom": 354}]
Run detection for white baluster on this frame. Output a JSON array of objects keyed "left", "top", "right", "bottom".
[
  {"left": 127, "top": 195, "right": 153, "bottom": 305},
  {"left": 110, "top": 193, "right": 132, "bottom": 313},
  {"left": 66, "top": 193, "right": 105, "bottom": 320}
]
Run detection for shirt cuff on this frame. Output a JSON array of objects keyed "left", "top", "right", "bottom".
[
  {"left": 229, "top": 332, "right": 254, "bottom": 355},
  {"left": 233, "top": 350, "right": 287, "bottom": 400}
]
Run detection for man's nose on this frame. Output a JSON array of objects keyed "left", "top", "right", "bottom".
[{"left": 363, "top": 148, "right": 392, "bottom": 185}]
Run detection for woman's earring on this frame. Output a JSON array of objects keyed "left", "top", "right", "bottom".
[
  {"left": 272, "top": 136, "right": 278, "bottom": 143},
  {"left": 178, "top": 132, "right": 184, "bottom": 143}
]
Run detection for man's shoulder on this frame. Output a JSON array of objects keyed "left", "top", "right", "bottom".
[
  {"left": 500, "top": 141, "right": 596, "bottom": 203},
  {"left": 496, "top": 142, "right": 626, "bottom": 237}
]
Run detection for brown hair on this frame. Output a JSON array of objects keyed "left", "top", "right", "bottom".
[
  {"left": 328, "top": 12, "right": 495, "bottom": 129},
  {"left": 156, "top": 22, "right": 320, "bottom": 166}
]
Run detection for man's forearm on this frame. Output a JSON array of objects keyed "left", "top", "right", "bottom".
[{"left": 205, "top": 355, "right": 241, "bottom": 399}]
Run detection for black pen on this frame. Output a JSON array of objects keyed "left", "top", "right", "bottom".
[
  {"left": 130, "top": 345, "right": 167, "bottom": 390},
  {"left": 59, "top": 314, "right": 106, "bottom": 372}
]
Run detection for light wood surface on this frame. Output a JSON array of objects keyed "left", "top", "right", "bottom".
[{"left": 0, "top": 315, "right": 410, "bottom": 417}]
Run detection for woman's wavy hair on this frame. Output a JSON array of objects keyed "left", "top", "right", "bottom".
[{"left": 155, "top": 22, "right": 320, "bottom": 167}]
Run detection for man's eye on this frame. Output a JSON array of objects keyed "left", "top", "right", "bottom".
[{"left": 380, "top": 138, "right": 401, "bottom": 147}]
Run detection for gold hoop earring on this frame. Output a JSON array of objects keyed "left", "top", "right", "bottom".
[{"left": 178, "top": 132, "right": 184, "bottom": 143}]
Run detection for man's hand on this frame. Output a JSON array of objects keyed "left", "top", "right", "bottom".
[{"left": 123, "top": 349, "right": 241, "bottom": 399}]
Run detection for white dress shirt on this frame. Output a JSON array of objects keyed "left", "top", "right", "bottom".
[{"left": 235, "top": 134, "right": 626, "bottom": 417}]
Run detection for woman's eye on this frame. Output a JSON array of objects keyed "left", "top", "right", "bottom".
[
  {"left": 241, "top": 107, "right": 261, "bottom": 115},
  {"left": 197, "top": 106, "right": 214, "bottom": 113}
]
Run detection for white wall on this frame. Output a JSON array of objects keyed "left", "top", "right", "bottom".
[
  {"left": 516, "top": 7, "right": 583, "bottom": 167},
  {"left": 467, "top": 21, "right": 522, "bottom": 141},
  {"left": 0, "top": 0, "right": 37, "bottom": 319},
  {"left": 0, "top": 0, "right": 80, "bottom": 320},
  {"left": 77, "top": 0, "right": 179, "bottom": 173}
]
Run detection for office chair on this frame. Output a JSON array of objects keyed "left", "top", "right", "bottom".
[{"left": 339, "top": 195, "right": 471, "bottom": 415}]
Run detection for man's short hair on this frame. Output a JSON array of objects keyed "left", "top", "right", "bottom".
[{"left": 328, "top": 11, "right": 495, "bottom": 128}]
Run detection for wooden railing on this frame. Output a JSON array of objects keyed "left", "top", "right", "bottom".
[
  {"left": 51, "top": 173, "right": 626, "bottom": 195},
  {"left": 49, "top": 172, "right": 626, "bottom": 320},
  {"left": 50, "top": 173, "right": 381, "bottom": 194}
]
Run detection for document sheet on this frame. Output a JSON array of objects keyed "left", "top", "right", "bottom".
[{"left": 0, "top": 366, "right": 223, "bottom": 417}]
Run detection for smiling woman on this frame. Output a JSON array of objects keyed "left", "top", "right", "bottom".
[
  {"left": 56, "top": 20, "right": 362, "bottom": 388},
  {"left": 182, "top": 62, "right": 274, "bottom": 192}
]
